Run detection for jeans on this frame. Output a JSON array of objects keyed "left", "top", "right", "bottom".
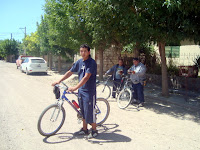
[
  {"left": 132, "top": 83, "right": 144, "bottom": 103},
  {"left": 112, "top": 79, "right": 121, "bottom": 98}
]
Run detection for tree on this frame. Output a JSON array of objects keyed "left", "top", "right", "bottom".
[
  {"left": 42, "top": 0, "right": 84, "bottom": 71},
  {"left": 107, "top": 0, "right": 200, "bottom": 96},
  {"left": 23, "top": 32, "right": 40, "bottom": 56},
  {"left": 134, "top": 0, "right": 200, "bottom": 96},
  {"left": 0, "top": 39, "right": 20, "bottom": 61},
  {"left": 75, "top": 0, "right": 131, "bottom": 79}
]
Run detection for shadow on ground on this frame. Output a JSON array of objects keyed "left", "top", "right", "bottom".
[
  {"left": 43, "top": 123, "right": 131, "bottom": 144},
  {"left": 144, "top": 98, "right": 200, "bottom": 124}
]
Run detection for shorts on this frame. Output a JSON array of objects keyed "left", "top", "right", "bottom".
[{"left": 78, "top": 91, "right": 96, "bottom": 124}]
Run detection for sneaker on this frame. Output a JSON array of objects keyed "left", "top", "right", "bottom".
[
  {"left": 87, "top": 130, "right": 98, "bottom": 139},
  {"left": 138, "top": 102, "right": 144, "bottom": 107},
  {"left": 77, "top": 128, "right": 89, "bottom": 135}
]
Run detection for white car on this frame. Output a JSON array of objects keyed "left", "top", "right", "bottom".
[{"left": 20, "top": 57, "right": 48, "bottom": 75}]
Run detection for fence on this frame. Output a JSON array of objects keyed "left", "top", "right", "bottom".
[{"left": 146, "top": 74, "right": 200, "bottom": 93}]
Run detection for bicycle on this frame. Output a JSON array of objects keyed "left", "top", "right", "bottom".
[
  {"left": 96, "top": 75, "right": 126, "bottom": 100},
  {"left": 37, "top": 82, "right": 110, "bottom": 136},
  {"left": 117, "top": 76, "right": 135, "bottom": 109}
]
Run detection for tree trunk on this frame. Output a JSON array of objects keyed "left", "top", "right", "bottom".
[
  {"left": 58, "top": 55, "right": 62, "bottom": 72},
  {"left": 47, "top": 52, "right": 53, "bottom": 70},
  {"left": 133, "top": 42, "right": 140, "bottom": 58},
  {"left": 99, "top": 49, "right": 104, "bottom": 80},
  {"left": 158, "top": 41, "right": 169, "bottom": 97}
]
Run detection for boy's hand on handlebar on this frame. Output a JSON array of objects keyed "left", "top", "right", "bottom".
[
  {"left": 52, "top": 81, "right": 60, "bottom": 86},
  {"left": 67, "top": 87, "right": 76, "bottom": 92}
]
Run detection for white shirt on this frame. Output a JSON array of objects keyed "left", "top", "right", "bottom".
[{"left": 128, "top": 62, "right": 146, "bottom": 84}]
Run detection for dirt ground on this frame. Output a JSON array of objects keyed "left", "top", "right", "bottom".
[{"left": 0, "top": 60, "right": 200, "bottom": 150}]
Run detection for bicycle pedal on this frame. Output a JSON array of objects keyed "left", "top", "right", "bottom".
[{"left": 77, "top": 119, "right": 82, "bottom": 124}]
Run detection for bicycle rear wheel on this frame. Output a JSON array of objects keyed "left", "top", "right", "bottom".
[
  {"left": 96, "top": 83, "right": 111, "bottom": 99},
  {"left": 95, "top": 98, "right": 110, "bottom": 126},
  {"left": 117, "top": 88, "right": 132, "bottom": 109},
  {"left": 37, "top": 104, "right": 65, "bottom": 136}
]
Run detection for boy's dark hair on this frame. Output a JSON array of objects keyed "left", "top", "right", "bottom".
[
  {"left": 133, "top": 57, "right": 139, "bottom": 61},
  {"left": 80, "top": 44, "right": 90, "bottom": 51}
]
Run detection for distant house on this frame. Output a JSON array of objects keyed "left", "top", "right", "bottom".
[{"left": 154, "top": 40, "right": 200, "bottom": 66}]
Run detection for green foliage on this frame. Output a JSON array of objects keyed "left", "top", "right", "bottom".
[
  {"left": 122, "top": 43, "right": 135, "bottom": 53},
  {"left": 23, "top": 32, "right": 40, "bottom": 56},
  {"left": 167, "top": 58, "right": 179, "bottom": 76},
  {"left": 37, "top": 15, "right": 50, "bottom": 55},
  {"left": 0, "top": 39, "right": 20, "bottom": 58}
]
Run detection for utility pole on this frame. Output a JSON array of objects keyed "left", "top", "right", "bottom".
[
  {"left": 11, "top": 33, "right": 12, "bottom": 40},
  {"left": 19, "top": 27, "right": 26, "bottom": 55}
]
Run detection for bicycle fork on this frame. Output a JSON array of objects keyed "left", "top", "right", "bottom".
[{"left": 50, "top": 99, "right": 64, "bottom": 122}]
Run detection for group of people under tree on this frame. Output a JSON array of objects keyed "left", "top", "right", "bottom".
[
  {"left": 105, "top": 57, "right": 146, "bottom": 107},
  {"left": 52, "top": 44, "right": 146, "bottom": 139}
]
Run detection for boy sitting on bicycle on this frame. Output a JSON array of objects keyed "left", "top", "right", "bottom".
[
  {"left": 105, "top": 59, "right": 127, "bottom": 98},
  {"left": 52, "top": 44, "right": 98, "bottom": 139}
]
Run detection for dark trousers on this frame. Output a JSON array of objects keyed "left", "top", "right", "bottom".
[
  {"left": 132, "top": 83, "right": 144, "bottom": 103},
  {"left": 112, "top": 79, "right": 121, "bottom": 98}
]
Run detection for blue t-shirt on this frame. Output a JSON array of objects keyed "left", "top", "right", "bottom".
[
  {"left": 70, "top": 56, "right": 97, "bottom": 92},
  {"left": 115, "top": 66, "right": 123, "bottom": 79}
]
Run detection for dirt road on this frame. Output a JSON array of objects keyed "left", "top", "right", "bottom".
[{"left": 0, "top": 60, "right": 200, "bottom": 150}]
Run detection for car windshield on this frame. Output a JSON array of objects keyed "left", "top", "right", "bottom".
[
  {"left": 21, "top": 57, "right": 29, "bottom": 61},
  {"left": 31, "top": 59, "right": 45, "bottom": 63}
]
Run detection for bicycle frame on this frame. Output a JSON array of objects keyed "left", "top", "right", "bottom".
[
  {"left": 103, "top": 76, "right": 125, "bottom": 92},
  {"left": 55, "top": 83, "right": 83, "bottom": 121},
  {"left": 55, "top": 82, "right": 103, "bottom": 122}
]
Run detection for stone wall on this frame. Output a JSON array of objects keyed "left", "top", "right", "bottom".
[{"left": 96, "top": 46, "right": 121, "bottom": 74}]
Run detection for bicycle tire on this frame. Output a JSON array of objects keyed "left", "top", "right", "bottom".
[
  {"left": 37, "top": 104, "right": 66, "bottom": 136},
  {"left": 95, "top": 98, "right": 110, "bottom": 126},
  {"left": 96, "top": 83, "right": 111, "bottom": 100},
  {"left": 117, "top": 88, "right": 132, "bottom": 109}
]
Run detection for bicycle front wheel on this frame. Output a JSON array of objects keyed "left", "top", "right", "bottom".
[
  {"left": 37, "top": 104, "right": 66, "bottom": 136},
  {"left": 96, "top": 83, "right": 111, "bottom": 99},
  {"left": 117, "top": 88, "right": 132, "bottom": 109},
  {"left": 95, "top": 98, "right": 110, "bottom": 126}
]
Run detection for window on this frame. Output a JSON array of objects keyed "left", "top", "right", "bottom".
[
  {"left": 23, "top": 58, "right": 28, "bottom": 63},
  {"left": 31, "top": 59, "right": 45, "bottom": 63},
  {"left": 165, "top": 46, "right": 180, "bottom": 58}
]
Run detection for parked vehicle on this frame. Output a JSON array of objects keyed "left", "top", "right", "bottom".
[
  {"left": 16, "top": 55, "right": 32, "bottom": 69},
  {"left": 20, "top": 57, "right": 48, "bottom": 75}
]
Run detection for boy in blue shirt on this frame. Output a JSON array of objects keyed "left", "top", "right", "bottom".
[
  {"left": 52, "top": 44, "right": 97, "bottom": 138},
  {"left": 105, "top": 59, "right": 127, "bottom": 98}
]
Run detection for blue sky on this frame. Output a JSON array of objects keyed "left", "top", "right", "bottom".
[{"left": 0, "top": 0, "right": 45, "bottom": 42}]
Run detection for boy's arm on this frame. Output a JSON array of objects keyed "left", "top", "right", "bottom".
[
  {"left": 135, "top": 66, "right": 146, "bottom": 76},
  {"left": 105, "top": 65, "right": 115, "bottom": 75}
]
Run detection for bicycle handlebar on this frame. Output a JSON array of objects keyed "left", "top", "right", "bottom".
[{"left": 55, "top": 82, "right": 78, "bottom": 96}]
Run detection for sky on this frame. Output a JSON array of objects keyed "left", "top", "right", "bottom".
[{"left": 0, "top": 0, "right": 45, "bottom": 42}]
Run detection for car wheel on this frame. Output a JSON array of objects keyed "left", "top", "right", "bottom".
[
  {"left": 26, "top": 68, "right": 29, "bottom": 75},
  {"left": 20, "top": 67, "right": 24, "bottom": 73}
]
